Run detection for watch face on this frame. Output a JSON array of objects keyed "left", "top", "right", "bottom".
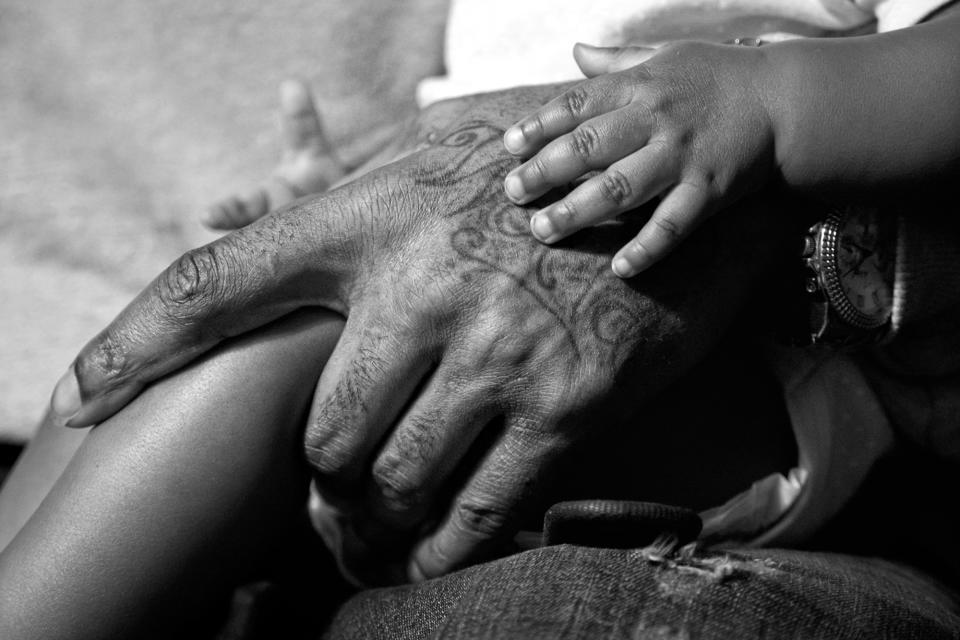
[{"left": 830, "top": 206, "right": 895, "bottom": 327}]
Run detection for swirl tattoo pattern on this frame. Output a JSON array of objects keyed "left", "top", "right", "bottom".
[{"left": 412, "top": 120, "right": 661, "bottom": 363}]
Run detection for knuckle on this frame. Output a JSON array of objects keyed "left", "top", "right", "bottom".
[
  {"left": 555, "top": 198, "right": 580, "bottom": 227},
  {"left": 569, "top": 125, "right": 600, "bottom": 162},
  {"left": 527, "top": 155, "right": 549, "bottom": 183},
  {"left": 303, "top": 442, "right": 325, "bottom": 473},
  {"left": 597, "top": 170, "right": 633, "bottom": 207},
  {"left": 563, "top": 87, "right": 589, "bottom": 118},
  {"left": 157, "top": 243, "right": 234, "bottom": 314},
  {"left": 77, "top": 329, "right": 133, "bottom": 389},
  {"left": 371, "top": 461, "right": 421, "bottom": 512},
  {"left": 394, "top": 412, "right": 442, "bottom": 467},
  {"left": 665, "top": 40, "right": 705, "bottom": 58},
  {"left": 652, "top": 215, "right": 684, "bottom": 241},
  {"left": 695, "top": 169, "right": 720, "bottom": 192},
  {"left": 303, "top": 408, "right": 353, "bottom": 478},
  {"left": 630, "top": 236, "right": 653, "bottom": 258},
  {"left": 624, "top": 62, "right": 656, "bottom": 90},
  {"left": 453, "top": 499, "right": 509, "bottom": 539},
  {"left": 523, "top": 114, "right": 545, "bottom": 140},
  {"left": 304, "top": 435, "right": 354, "bottom": 479},
  {"left": 322, "top": 351, "right": 385, "bottom": 422}
]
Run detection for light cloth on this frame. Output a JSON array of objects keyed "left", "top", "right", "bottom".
[{"left": 418, "top": 0, "right": 950, "bottom": 106}]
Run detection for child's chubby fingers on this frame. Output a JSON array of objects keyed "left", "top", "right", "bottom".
[
  {"left": 611, "top": 180, "right": 712, "bottom": 278},
  {"left": 504, "top": 109, "right": 652, "bottom": 205},
  {"left": 529, "top": 141, "right": 676, "bottom": 244},
  {"left": 503, "top": 76, "right": 632, "bottom": 158},
  {"left": 573, "top": 43, "right": 657, "bottom": 78}
]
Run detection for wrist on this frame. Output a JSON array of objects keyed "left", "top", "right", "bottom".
[{"left": 755, "top": 39, "right": 828, "bottom": 192}]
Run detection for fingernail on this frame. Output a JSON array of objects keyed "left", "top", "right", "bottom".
[
  {"left": 503, "top": 127, "right": 525, "bottom": 154},
  {"left": 504, "top": 174, "right": 526, "bottom": 203},
  {"left": 612, "top": 256, "right": 636, "bottom": 278},
  {"left": 407, "top": 557, "right": 427, "bottom": 583},
  {"left": 51, "top": 366, "right": 82, "bottom": 425},
  {"left": 530, "top": 213, "right": 557, "bottom": 242}
]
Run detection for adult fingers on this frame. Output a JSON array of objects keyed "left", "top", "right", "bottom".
[
  {"left": 304, "top": 313, "right": 434, "bottom": 506},
  {"left": 502, "top": 77, "right": 631, "bottom": 157},
  {"left": 407, "top": 417, "right": 551, "bottom": 581},
  {"left": 573, "top": 43, "right": 657, "bottom": 78},
  {"left": 529, "top": 141, "right": 676, "bottom": 244},
  {"left": 611, "top": 179, "right": 712, "bottom": 277},
  {"left": 503, "top": 109, "right": 652, "bottom": 205},
  {"left": 360, "top": 368, "right": 499, "bottom": 535},
  {"left": 51, "top": 193, "right": 360, "bottom": 428}
]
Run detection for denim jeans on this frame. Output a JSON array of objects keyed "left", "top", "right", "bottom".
[
  {"left": 317, "top": 364, "right": 960, "bottom": 640},
  {"left": 323, "top": 544, "right": 960, "bottom": 639}
]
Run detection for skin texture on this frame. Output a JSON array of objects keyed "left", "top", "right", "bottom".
[
  {"left": 0, "top": 309, "right": 796, "bottom": 636},
  {"left": 503, "top": 15, "right": 960, "bottom": 277},
  {"left": 0, "top": 415, "right": 89, "bottom": 549},
  {"left": 504, "top": 42, "right": 774, "bottom": 278},
  {"left": 46, "top": 83, "right": 792, "bottom": 582},
  {"left": 4, "top": 6, "right": 955, "bottom": 630},
  {"left": 0, "top": 310, "right": 344, "bottom": 639}
]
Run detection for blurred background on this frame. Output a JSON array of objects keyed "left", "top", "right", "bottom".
[{"left": 0, "top": 0, "right": 446, "bottom": 443}]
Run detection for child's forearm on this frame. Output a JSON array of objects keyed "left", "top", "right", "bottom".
[{"left": 763, "top": 15, "right": 960, "bottom": 196}]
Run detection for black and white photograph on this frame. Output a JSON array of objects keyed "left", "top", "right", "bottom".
[{"left": 1, "top": 0, "right": 959, "bottom": 637}]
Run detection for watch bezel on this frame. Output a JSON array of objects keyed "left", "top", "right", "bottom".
[{"left": 817, "top": 208, "right": 891, "bottom": 331}]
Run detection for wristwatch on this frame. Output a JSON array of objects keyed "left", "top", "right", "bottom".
[{"left": 801, "top": 204, "right": 896, "bottom": 347}]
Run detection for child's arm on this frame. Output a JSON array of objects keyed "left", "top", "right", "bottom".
[
  {"left": 764, "top": 15, "right": 960, "bottom": 195},
  {"left": 0, "top": 310, "right": 343, "bottom": 640},
  {"left": 502, "top": 13, "right": 960, "bottom": 277}
]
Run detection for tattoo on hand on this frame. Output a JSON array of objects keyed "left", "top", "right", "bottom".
[{"left": 412, "top": 120, "right": 672, "bottom": 363}]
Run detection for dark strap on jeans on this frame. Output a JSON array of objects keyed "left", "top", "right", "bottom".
[{"left": 542, "top": 500, "right": 702, "bottom": 549}]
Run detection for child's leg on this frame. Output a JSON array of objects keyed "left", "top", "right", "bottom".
[
  {"left": 0, "top": 309, "right": 344, "bottom": 640},
  {"left": 0, "top": 413, "right": 89, "bottom": 551}
]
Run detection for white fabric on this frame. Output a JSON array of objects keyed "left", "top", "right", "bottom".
[
  {"left": 701, "top": 347, "right": 895, "bottom": 544},
  {"left": 418, "top": 0, "right": 950, "bottom": 106}
]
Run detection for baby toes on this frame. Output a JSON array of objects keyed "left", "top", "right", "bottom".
[
  {"left": 203, "top": 190, "right": 270, "bottom": 230},
  {"left": 204, "top": 80, "right": 346, "bottom": 231}
]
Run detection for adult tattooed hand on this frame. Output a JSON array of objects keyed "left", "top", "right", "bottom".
[{"left": 51, "top": 84, "right": 789, "bottom": 582}]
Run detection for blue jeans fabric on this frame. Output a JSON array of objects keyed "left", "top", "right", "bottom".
[{"left": 323, "top": 545, "right": 960, "bottom": 639}]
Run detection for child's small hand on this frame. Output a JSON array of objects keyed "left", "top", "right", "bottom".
[{"left": 503, "top": 42, "right": 776, "bottom": 277}]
